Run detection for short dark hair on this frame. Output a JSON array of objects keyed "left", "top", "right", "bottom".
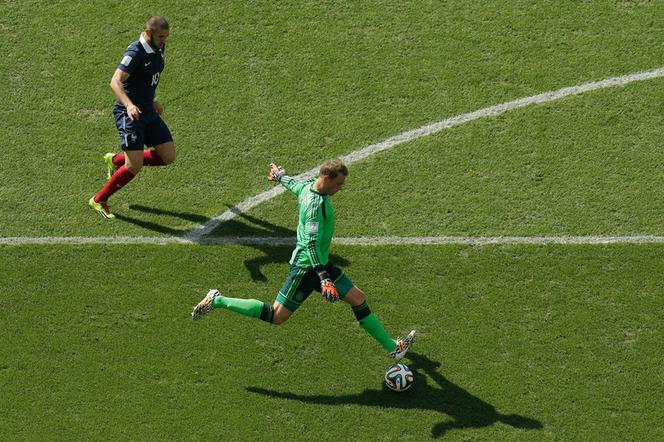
[
  {"left": 319, "top": 159, "right": 348, "bottom": 180},
  {"left": 146, "top": 16, "right": 169, "bottom": 32}
]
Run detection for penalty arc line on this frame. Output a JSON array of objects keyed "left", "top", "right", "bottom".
[{"left": 182, "top": 66, "right": 664, "bottom": 240}]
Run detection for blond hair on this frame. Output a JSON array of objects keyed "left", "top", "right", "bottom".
[{"left": 319, "top": 159, "right": 348, "bottom": 180}]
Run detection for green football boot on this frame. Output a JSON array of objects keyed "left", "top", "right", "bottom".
[{"left": 88, "top": 197, "right": 115, "bottom": 219}]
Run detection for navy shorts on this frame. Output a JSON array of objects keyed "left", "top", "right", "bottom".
[{"left": 114, "top": 108, "right": 173, "bottom": 151}]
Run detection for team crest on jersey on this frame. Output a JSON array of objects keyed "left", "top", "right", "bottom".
[{"left": 306, "top": 222, "right": 319, "bottom": 234}]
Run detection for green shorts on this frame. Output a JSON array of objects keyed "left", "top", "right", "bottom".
[{"left": 276, "top": 263, "right": 354, "bottom": 312}]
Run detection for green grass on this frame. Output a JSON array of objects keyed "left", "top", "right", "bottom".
[
  {"left": 1, "top": 245, "right": 662, "bottom": 440},
  {"left": 1, "top": 1, "right": 663, "bottom": 236},
  {"left": 239, "top": 79, "right": 664, "bottom": 238},
  {"left": 2, "top": 0, "right": 664, "bottom": 440}
]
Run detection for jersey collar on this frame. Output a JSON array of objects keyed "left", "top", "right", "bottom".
[
  {"left": 310, "top": 183, "right": 326, "bottom": 196},
  {"left": 139, "top": 33, "right": 155, "bottom": 54}
]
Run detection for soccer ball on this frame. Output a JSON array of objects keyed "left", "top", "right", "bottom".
[{"left": 385, "top": 363, "right": 413, "bottom": 392}]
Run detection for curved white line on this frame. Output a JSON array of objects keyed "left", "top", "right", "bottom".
[{"left": 183, "top": 66, "right": 664, "bottom": 240}]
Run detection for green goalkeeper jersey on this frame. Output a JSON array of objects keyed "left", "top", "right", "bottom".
[{"left": 279, "top": 175, "right": 335, "bottom": 268}]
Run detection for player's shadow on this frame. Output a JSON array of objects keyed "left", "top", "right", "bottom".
[
  {"left": 117, "top": 204, "right": 350, "bottom": 281},
  {"left": 247, "top": 352, "right": 542, "bottom": 438},
  {"left": 115, "top": 205, "right": 208, "bottom": 236}
]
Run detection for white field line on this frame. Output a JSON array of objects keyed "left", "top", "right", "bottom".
[
  {"left": 2, "top": 236, "right": 664, "bottom": 246},
  {"left": 182, "top": 66, "right": 664, "bottom": 240},
  {"left": 4, "top": 67, "right": 664, "bottom": 247}
]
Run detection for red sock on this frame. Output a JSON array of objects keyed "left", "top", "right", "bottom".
[
  {"left": 112, "top": 154, "right": 125, "bottom": 167},
  {"left": 144, "top": 150, "right": 166, "bottom": 166},
  {"left": 94, "top": 165, "right": 136, "bottom": 202}
]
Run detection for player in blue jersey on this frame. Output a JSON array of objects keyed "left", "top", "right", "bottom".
[
  {"left": 191, "top": 160, "right": 416, "bottom": 360},
  {"left": 89, "top": 16, "right": 175, "bottom": 219}
]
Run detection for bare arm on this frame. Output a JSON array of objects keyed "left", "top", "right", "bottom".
[{"left": 110, "top": 68, "right": 141, "bottom": 120}]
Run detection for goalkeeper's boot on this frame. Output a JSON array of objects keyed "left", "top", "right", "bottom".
[
  {"left": 191, "top": 289, "right": 220, "bottom": 320},
  {"left": 390, "top": 330, "right": 416, "bottom": 360},
  {"left": 104, "top": 152, "right": 118, "bottom": 179},
  {"left": 88, "top": 197, "right": 115, "bottom": 219}
]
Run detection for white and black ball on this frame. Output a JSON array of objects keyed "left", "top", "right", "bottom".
[{"left": 385, "top": 363, "right": 414, "bottom": 392}]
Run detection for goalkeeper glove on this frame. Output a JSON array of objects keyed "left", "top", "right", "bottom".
[
  {"left": 316, "top": 267, "right": 339, "bottom": 302},
  {"left": 268, "top": 163, "right": 287, "bottom": 182}
]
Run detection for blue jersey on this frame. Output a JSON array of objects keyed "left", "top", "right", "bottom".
[{"left": 115, "top": 33, "right": 165, "bottom": 113}]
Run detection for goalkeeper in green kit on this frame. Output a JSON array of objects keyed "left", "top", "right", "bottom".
[{"left": 191, "top": 159, "right": 415, "bottom": 359}]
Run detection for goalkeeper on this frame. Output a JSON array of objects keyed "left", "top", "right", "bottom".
[{"left": 191, "top": 159, "right": 415, "bottom": 359}]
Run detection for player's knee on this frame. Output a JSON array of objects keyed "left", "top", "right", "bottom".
[
  {"left": 126, "top": 163, "right": 143, "bottom": 175},
  {"left": 345, "top": 286, "right": 366, "bottom": 305},
  {"left": 158, "top": 143, "right": 176, "bottom": 165},
  {"left": 271, "top": 308, "right": 291, "bottom": 325},
  {"left": 162, "top": 150, "right": 175, "bottom": 165},
  {"left": 271, "top": 315, "right": 289, "bottom": 325},
  {"left": 270, "top": 301, "right": 292, "bottom": 325}
]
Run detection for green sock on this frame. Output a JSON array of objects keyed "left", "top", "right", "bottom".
[
  {"left": 352, "top": 302, "right": 397, "bottom": 352},
  {"left": 212, "top": 296, "right": 274, "bottom": 323}
]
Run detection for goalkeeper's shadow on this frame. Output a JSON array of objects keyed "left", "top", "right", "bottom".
[
  {"left": 247, "top": 351, "right": 542, "bottom": 439},
  {"left": 118, "top": 203, "right": 352, "bottom": 282},
  {"left": 208, "top": 205, "right": 351, "bottom": 282}
]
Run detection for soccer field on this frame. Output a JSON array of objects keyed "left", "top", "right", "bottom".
[{"left": 2, "top": 1, "right": 663, "bottom": 440}]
